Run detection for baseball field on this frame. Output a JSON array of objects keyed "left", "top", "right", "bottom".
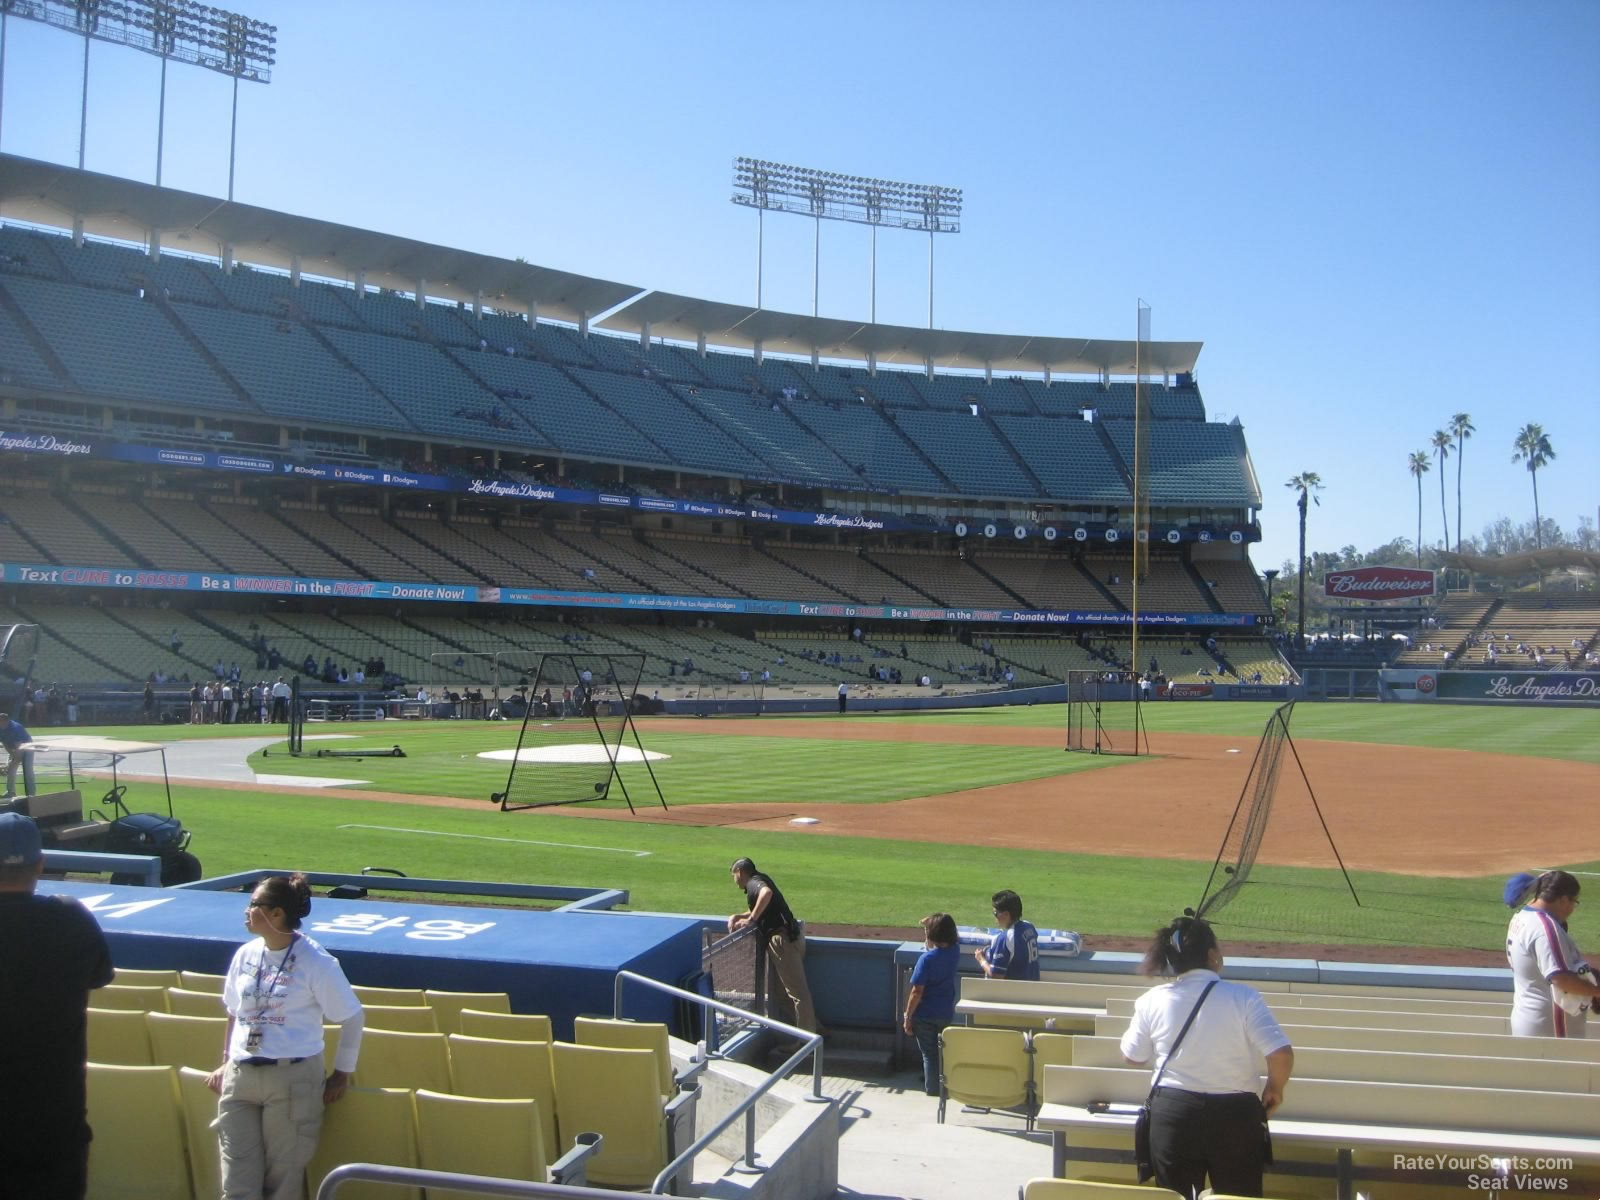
[{"left": 48, "top": 701, "right": 1600, "bottom": 961}]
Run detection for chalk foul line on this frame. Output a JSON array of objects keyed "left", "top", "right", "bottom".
[{"left": 336, "top": 824, "right": 650, "bottom": 857}]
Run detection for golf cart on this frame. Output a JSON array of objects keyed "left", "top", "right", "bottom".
[
  {"left": 6, "top": 734, "right": 201, "bottom": 886},
  {"left": 4, "top": 783, "right": 201, "bottom": 886}
]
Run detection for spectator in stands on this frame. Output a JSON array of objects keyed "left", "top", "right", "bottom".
[
  {"left": 1504, "top": 870, "right": 1598, "bottom": 1038},
  {"left": 976, "top": 890, "right": 1039, "bottom": 981},
  {"left": 1120, "top": 915, "right": 1294, "bottom": 1199},
  {"left": 207, "top": 873, "right": 364, "bottom": 1200},
  {"left": 0, "top": 811, "right": 114, "bottom": 1200},
  {"left": 902, "top": 912, "right": 960, "bottom": 1096},
  {"left": 0, "top": 713, "right": 36, "bottom": 799},
  {"left": 728, "top": 858, "right": 820, "bottom": 1034}
]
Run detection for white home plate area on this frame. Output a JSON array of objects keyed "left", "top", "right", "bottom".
[{"left": 477, "top": 745, "right": 670, "bottom": 764}]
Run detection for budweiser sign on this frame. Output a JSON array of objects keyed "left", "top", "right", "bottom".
[{"left": 1323, "top": 565, "right": 1435, "bottom": 601}]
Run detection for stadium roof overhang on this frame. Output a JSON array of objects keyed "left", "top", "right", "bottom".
[
  {"left": 0, "top": 154, "right": 641, "bottom": 324},
  {"left": 0, "top": 154, "right": 1201, "bottom": 375},
  {"left": 597, "top": 292, "right": 1203, "bottom": 376}
]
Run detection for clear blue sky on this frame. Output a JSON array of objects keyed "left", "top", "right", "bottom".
[{"left": 2, "top": 0, "right": 1595, "bottom": 573}]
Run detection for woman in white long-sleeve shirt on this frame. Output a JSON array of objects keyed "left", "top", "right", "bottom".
[
  {"left": 206, "top": 873, "right": 364, "bottom": 1200},
  {"left": 1505, "top": 870, "right": 1597, "bottom": 1038},
  {"left": 1120, "top": 916, "right": 1293, "bottom": 1200}
]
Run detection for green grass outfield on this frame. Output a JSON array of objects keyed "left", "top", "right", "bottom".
[{"left": 43, "top": 701, "right": 1599, "bottom": 952}]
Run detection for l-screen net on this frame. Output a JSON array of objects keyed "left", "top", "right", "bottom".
[{"left": 493, "top": 653, "right": 644, "bottom": 811}]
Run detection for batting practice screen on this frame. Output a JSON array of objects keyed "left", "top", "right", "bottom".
[{"left": 493, "top": 652, "right": 644, "bottom": 811}]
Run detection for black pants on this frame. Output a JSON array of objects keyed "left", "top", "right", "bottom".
[{"left": 1148, "top": 1086, "right": 1268, "bottom": 1200}]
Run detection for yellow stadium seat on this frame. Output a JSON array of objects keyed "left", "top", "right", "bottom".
[
  {"left": 424, "top": 989, "right": 510, "bottom": 1036},
  {"left": 1022, "top": 1181, "right": 1184, "bottom": 1200},
  {"left": 413, "top": 1088, "right": 596, "bottom": 1196},
  {"left": 88, "top": 1007, "right": 154, "bottom": 1066},
  {"left": 446, "top": 1033, "right": 558, "bottom": 1153},
  {"left": 551, "top": 1042, "right": 696, "bottom": 1191},
  {"left": 1032, "top": 1031, "right": 1074, "bottom": 1073},
  {"left": 350, "top": 984, "right": 427, "bottom": 1006},
  {"left": 176, "top": 1067, "right": 222, "bottom": 1200},
  {"left": 85, "top": 1063, "right": 190, "bottom": 1200},
  {"left": 164, "top": 987, "right": 227, "bottom": 1018},
  {"left": 306, "top": 1087, "right": 420, "bottom": 1200},
  {"left": 360, "top": 1004, "right": 440, "bottom": 1034},
  {"left": 95, "top": 983, "right": 169, "bottom": 1013},
  {"left": 938, "top": 1026, "right": 1034, "bottom": 1129},
  {"left": 112, "top": 968, "right": 182, "bottom": 989},
  {"left": 353, "top": 1029, "right": 452, "bottom": 1094},
  {"left": 177, "top": 971, "right": 226, "bottom": 993},
  {"left": 573, "top": 1016, "right": 675, "bottom": 1097},
  {"left": 457, "top": 1009, "right": 552, "bottom": 1042},
  {"left": 146, "top": 1012, "right": 227, "bottom": 1071}
]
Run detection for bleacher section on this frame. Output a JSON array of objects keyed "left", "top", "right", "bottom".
[
  {"left": 1454, "top": 595, "right": 1600, "bottom": 670},
  {"left": 1101, "top": 419, "right": 1257, "bottom": 505}
]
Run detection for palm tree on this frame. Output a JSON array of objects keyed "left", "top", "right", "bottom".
[
  {"left": 1408, "top": 451, "right": 1430, "bottom": 567},
  {"left": 1285, "top": 472, "right": 1323, "bottom": 650},
  {"left": 1449, "top": 412, "right": 1473, "bottom": 553},
  {"left": 1511, "top": 423, "right": 1556, "bottom": 549},
  {"left": 1430, "top": 429, "right": 1452, "bottom": 551}
]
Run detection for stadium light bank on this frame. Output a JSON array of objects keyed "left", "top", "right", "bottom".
[
  {"left": 0, "top": 0, "right": 277, "bottom": 199},
  {"left": 732, "top": 156, "right": 962, "bottom": 328}
]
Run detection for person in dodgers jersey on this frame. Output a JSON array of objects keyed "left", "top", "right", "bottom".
[
  {"left": 975, "top": 889, "right": 1040, "bottom": 981},
  {"left": 1504, "top": 869, "right": 1599, "bottom": 1038}
]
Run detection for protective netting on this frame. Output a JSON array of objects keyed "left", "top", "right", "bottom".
[
  {"left": 493, "top": 653, "right": 643, "bottom": 811},
  {"left": 1195, "top": 700, "right": 1294, "bottom": 919}
]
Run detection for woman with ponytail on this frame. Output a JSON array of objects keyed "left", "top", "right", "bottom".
[
  {"left": 1505, "top": 870, "right": 1597, "bottom": 1038},
  {"left": 206, "top": 873, "right": 365, "bottom": 1200},
  {"left": 1119, "top": 915, "right": 1293, "bottom": 1199}
]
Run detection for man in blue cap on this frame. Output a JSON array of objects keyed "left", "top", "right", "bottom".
[{"left": 0, "top": 812, "right": 114, "bottom": 1198}]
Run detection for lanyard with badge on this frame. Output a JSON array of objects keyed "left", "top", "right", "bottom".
[{"left": 243, "top": 936, "right": 296, "bottom": 1054}]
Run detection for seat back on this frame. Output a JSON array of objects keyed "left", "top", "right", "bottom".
[
  {"left": 306, "top": 1086, "right": 420, "bottom": 1200},
  {"left": 88, "top": 1007, "right": 155, "bottom": 1066},
  {"left": 939, "top": 1026, "right": 1032, "bottom": 1112},
  {"left": 164, "top": 987, "right": 227, "bottom": 1018},
  {"left": 85, "top": 1063, "right": 191, "bottom": 1200},
  {"left": 147, "top": 1012, "right": 228, "bottom": 1071},
  {"left": 446, "top": 1034, "right": 558, "bottom": 1153},
  {"left": 550, "top": 1042, "right": 667, "bottom": 1188},
  {"left": 177, "top": 971, "right": 226, "bottom": 994},
  {"left": 412, "top": 1088, "right": 548, "bottom": 1200},
  {"left": 1031, "top": 1032, "right": 1074, "bottom": 1073},
  {"left": 1021, "top": 1179, "right": 1183, "bottom": 1199},
  {"left": 351, "top": 984, "right": 428, "bottom": 1006},
  {"left": 176, "top": 1066, "right": 222, "bottom": 1200},
  {"left": 113, "top": 968, "right": 182, "bottom": 989},
  {"left": 353, "top": 1029, "right": 452, "bottom": 1093},
  {"left": 425, "top": 989, "right": 510, "bottom": 1036},
  {"left": 95, "top": 983, "right": 169, "bottom": 1012},
  {"left": 573, "top": 1016, "right": 674, "bottom": 1096},
  {"left": 361, "top": 1004, "right": 440, "bottom": 1034},
  {"left": 458, "top": 1009, "right": 552, "bottom": 1042}
]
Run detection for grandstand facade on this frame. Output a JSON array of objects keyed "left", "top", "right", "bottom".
[{"left": 0, "top": 153, "right": 1285, "bottom": 704}]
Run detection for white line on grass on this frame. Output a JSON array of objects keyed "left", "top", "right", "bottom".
[{"left": 337, "top": 824, "right": 650, "bottom": 857}]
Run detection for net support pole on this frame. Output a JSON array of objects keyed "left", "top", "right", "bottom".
[{"left": 1279, "top": 717, "right": 1361, "bottom": 907}]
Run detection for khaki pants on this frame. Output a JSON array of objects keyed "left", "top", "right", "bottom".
[
  {"left": 768, "top": 930, "right": 818, "bottom": 1034},
  {"left": 217, "top": 1057, "right": 326, "bottom": 1200}
]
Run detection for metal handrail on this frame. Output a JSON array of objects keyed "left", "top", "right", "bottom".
[
  {"left": 315, "top": 1163, "right": 642, "bottom": 1200},
  {"left": 611, "top": 969, "right": 829, "bottom": 1194}
]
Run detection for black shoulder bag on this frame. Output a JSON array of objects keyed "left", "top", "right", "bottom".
[{"left": 1133, "top": 979, "right": 1217, "bottom": 1183}]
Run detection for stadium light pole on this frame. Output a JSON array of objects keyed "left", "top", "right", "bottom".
[
  {"left": 0, "top": 1, "right": 276, "bottom": 195},
  {"left": 733, "top": 158, "right": 961, "bottom": 327}
]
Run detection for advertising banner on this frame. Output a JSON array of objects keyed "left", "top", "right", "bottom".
[
  {"left": 1168, "top": 683, "right": 1214, "bottom": 699},
  {"left": 0, "top": 429, "right": 1262, "bottom": 544},
  {"left": 0, "top": 561, "right": 1257, "bottom": 629},
  {"left": 1436, "top": 671, "right": 1600, "bottom": 706},
  {"left": 1323, "top": 565, "right": 1435, "bottom": 601}
]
